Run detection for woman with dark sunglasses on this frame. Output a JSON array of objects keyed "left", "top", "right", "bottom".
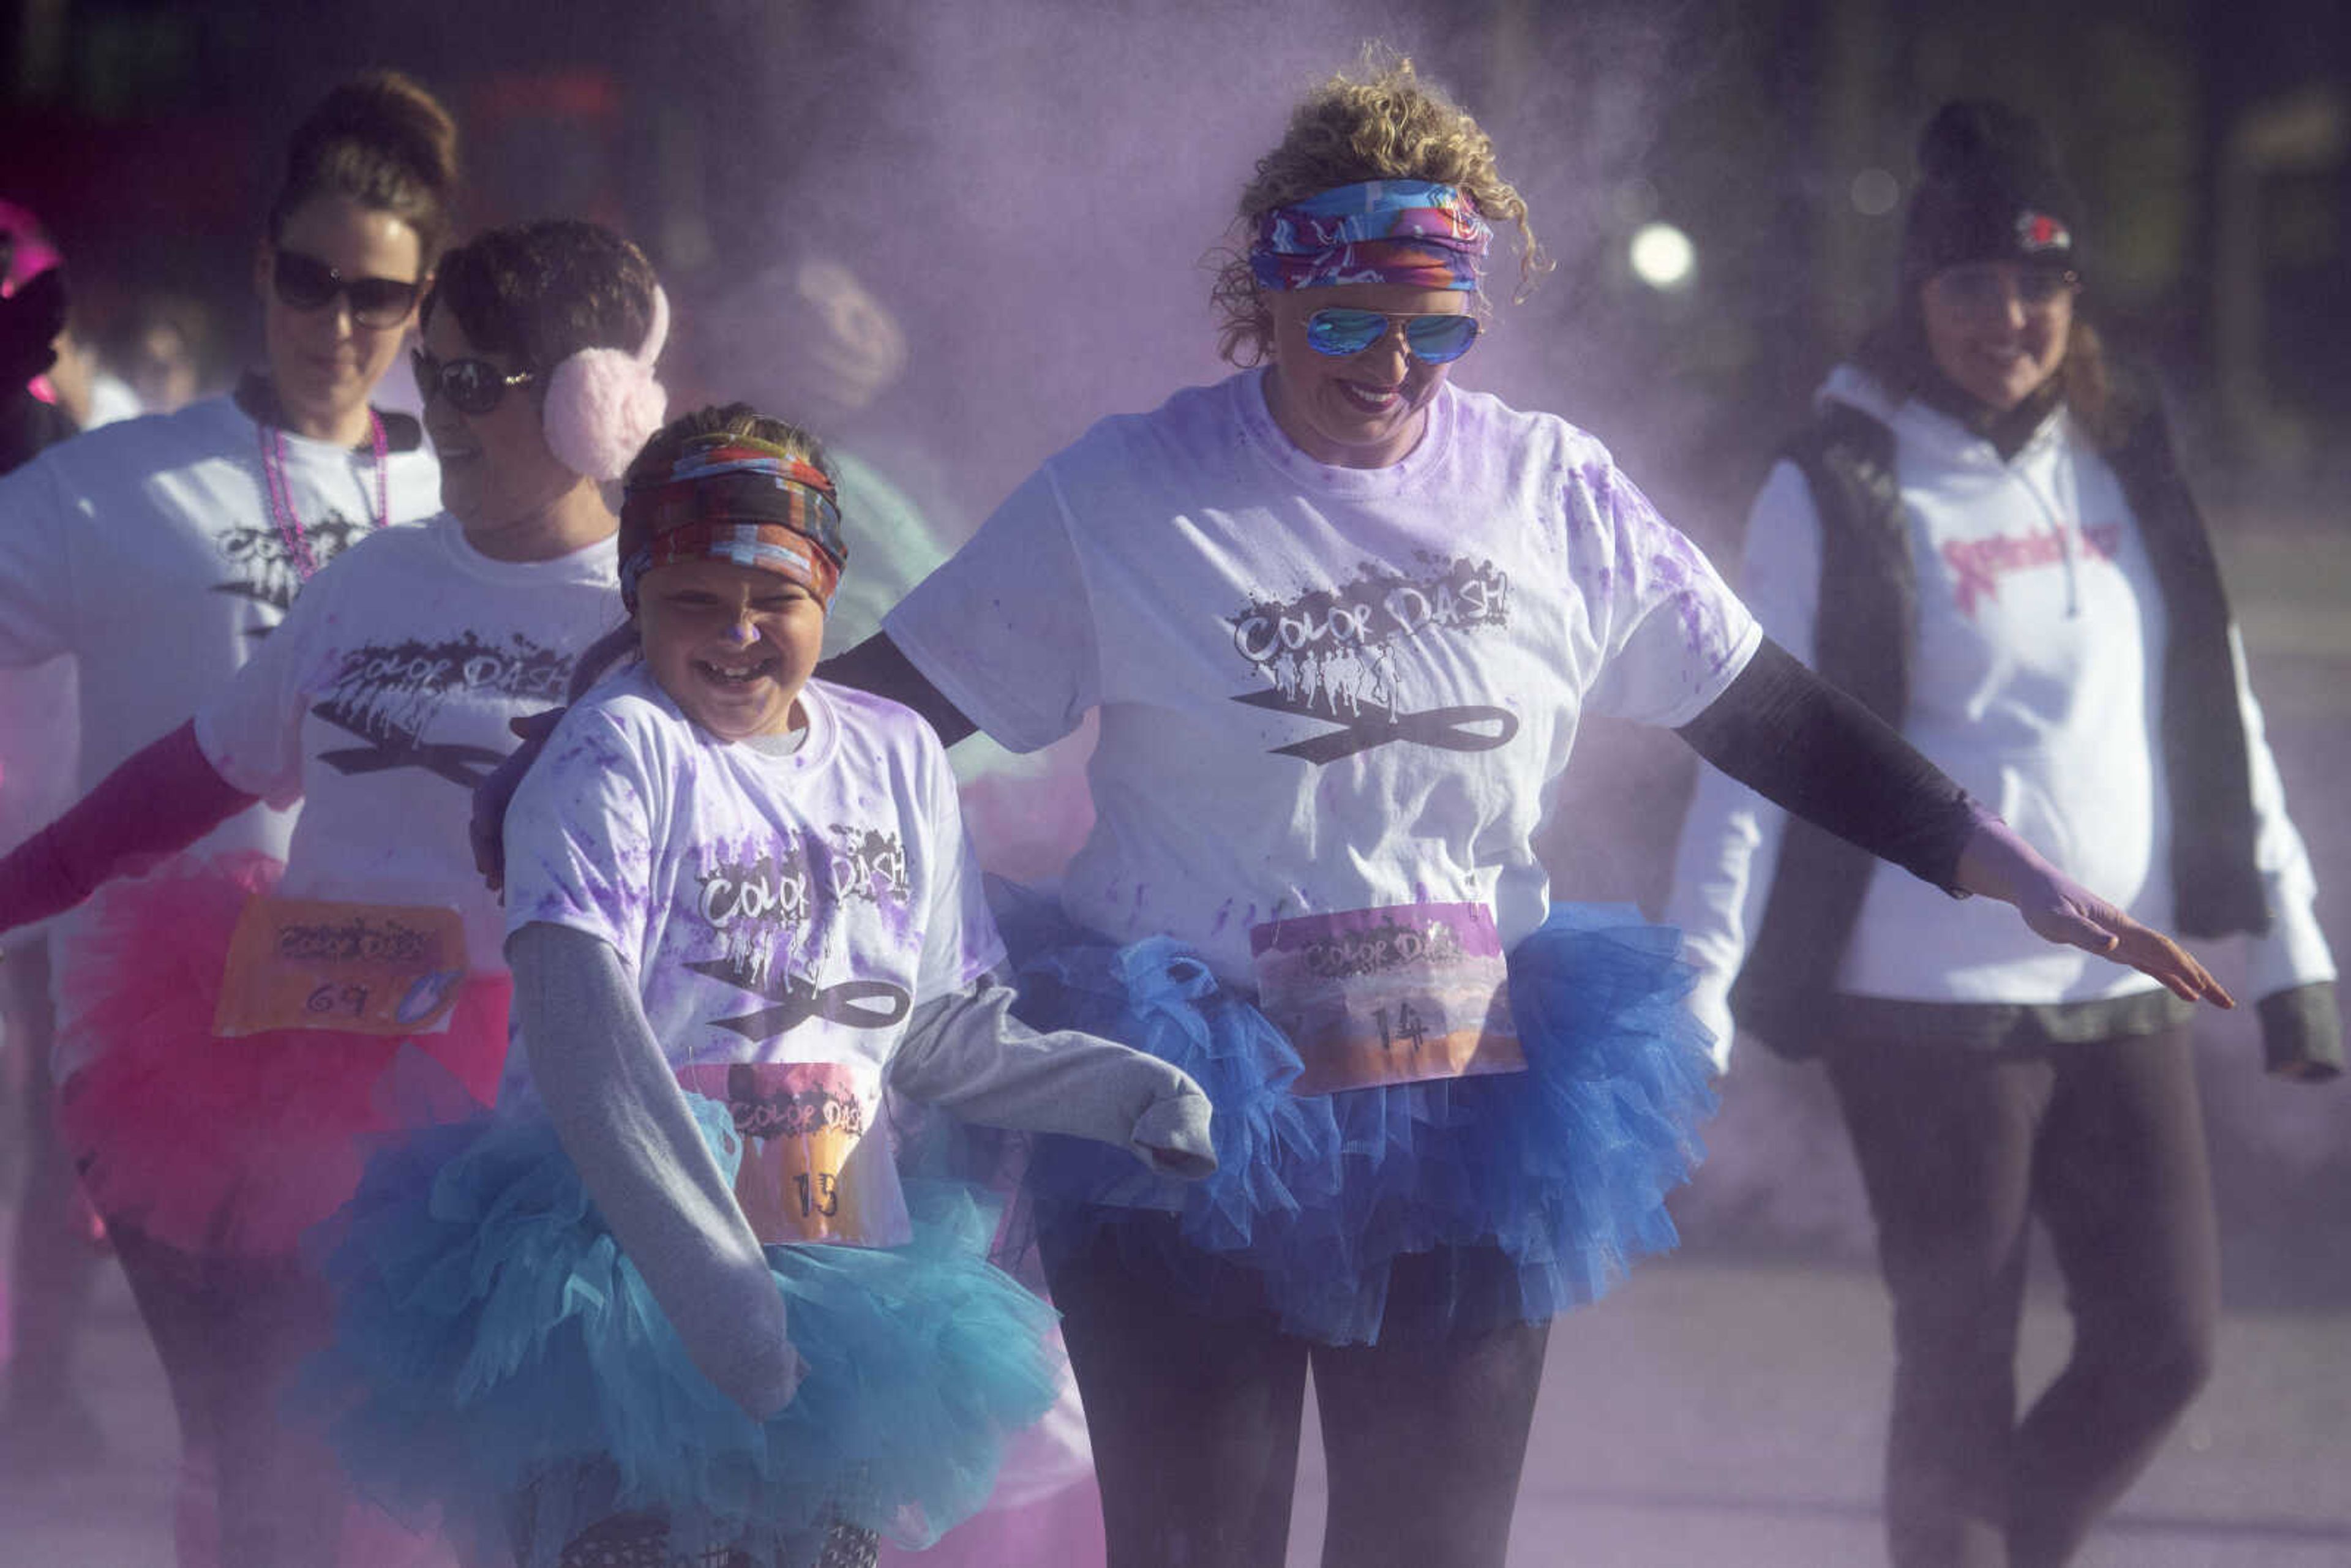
[
  {"left": 820, "top": 52, "right": 2235, "bottom": 1568},
  {"left": 0, "top": 70, "right": 454, "bottom": 1562},
  {"left": 0, "top": 216, "right": 665, "bottom": 1565}
]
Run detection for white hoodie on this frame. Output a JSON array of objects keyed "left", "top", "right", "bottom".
[{"left": 1667, "top": 364, "right": 2333, "bottom": 1065}]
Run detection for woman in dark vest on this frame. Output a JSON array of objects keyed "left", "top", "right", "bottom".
[{"left": 1669, "top": 100, "right": 2339, "bottom": 1568}]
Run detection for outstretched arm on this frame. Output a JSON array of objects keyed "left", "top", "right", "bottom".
[
  {"left": 888, "top": 979, "right": 1215, "bottom": 1177},
  {"left": 0, "top": 721, "right": 256, "bottom": 935},
  {"left": 1679, "top": 640, "right": 2231, "bottom": 1007}
]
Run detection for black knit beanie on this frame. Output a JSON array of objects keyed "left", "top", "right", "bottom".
[{"left": 1900, "top": 101, "right": 2083, "bottom": 284}]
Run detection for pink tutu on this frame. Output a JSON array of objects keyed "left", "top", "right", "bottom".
[{"left": 57, "top": 853, "right": 511, "bottom": 1258}]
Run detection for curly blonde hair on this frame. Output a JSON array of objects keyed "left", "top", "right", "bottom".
[{"left": 1210, "top": 48, "right": 1548, "bottom": 366}]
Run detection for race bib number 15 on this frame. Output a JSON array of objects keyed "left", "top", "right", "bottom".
[{"left": 676, "top": 1060, "right": 877, "bottom": 1246}]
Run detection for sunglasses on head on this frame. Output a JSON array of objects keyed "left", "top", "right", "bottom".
[
  {"left": 271, "top": 249, "right": 421, "bottom": 330},
  {"left": 411, "top": 346, "right": 536, "bottom": 416},
  {"left": 1304, "top": 307, "right": 1481, "bottom": 365}
]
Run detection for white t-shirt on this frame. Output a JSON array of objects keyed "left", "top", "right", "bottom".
[
  {"left": 0, "top": 393, "right": 438, "bottom": 1068},
  {"left": 197, "top": 516, "right": 622, "bottom": 977},
  {"left": 0, "top": 393, "right": 440, "bottom": 831},
  {"left": 500, "top": 665, "right": 1005, "bottom": 1246},
  {"left": 885, "top": 370, "right": 1760, "bottom": 981}
]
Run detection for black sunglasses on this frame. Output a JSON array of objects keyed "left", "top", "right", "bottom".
[
  {"left": 411, "top": 346, "right": 536, "bottom": 416},
  {"left": 271, "top": 248, "right": 421, "bottom": 330}
]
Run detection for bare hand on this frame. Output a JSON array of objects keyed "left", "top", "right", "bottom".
[
  {"left": 2012, "top": 872, "right": 2235, "bottom": 1007},
  {"left": 1957, "top": 819, "right": 2235, "bottom": 1008}
]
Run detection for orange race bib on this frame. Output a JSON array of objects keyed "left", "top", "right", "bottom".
[
  {"left": 1251, "top": 901, "right": 1526, "bottom": 1096},
  {"left": 676, "top": 1060, "right": 877, "bottom": 1246},
  {"left": 212, "top": 896, "right": 469, "bottom": 1038}
]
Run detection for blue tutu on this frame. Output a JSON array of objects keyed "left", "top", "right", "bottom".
[
  {"left": 1019, "top": 902, "right": 1719, "bottom": 1346},
  {"left": 307, "top": 1095, "right": 1062, "bottom": 1566}
]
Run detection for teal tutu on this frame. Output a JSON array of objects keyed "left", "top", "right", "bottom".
[
  {"left": 1021, "top": 902, "right": 1719, "bottom": 1346},
  {"left": 308, "top": 1096, "right": 1062, "bottom": 1566}
]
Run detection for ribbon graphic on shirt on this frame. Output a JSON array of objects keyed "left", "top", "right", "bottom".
[
  {"left": 309, "top": 632, "right": 577, "bottom": 790},
  {"left": 1226, "top": 555, "right": 1515, "bottom": 765},
  {"left": 684, "top": 959, "right": 912, "bottom": 1042},
  {"left": 315, "top": 710, "right": 509, "bottom": 788},
  {"left": 1229, "top": 688, "right": 1519, "bottom": 762}
]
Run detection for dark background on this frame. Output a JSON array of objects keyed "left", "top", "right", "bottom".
[{"left": 9, "top": 0, "right": 2347, "bottom": 507}]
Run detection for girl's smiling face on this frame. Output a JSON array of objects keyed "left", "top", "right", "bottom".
[{"left": 635, "top": 557, "right": 827, "bottom": 740}]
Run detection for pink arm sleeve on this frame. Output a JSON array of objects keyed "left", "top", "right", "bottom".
[{"left": 0, "top": 721, "right": 259, "bottom": 934}]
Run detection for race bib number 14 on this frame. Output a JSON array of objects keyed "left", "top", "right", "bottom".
[{"left": 1251, "top": 901, "right": 1526, "bottom": 1096}]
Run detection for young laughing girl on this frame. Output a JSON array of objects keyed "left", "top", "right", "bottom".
[{"left": 316, "top": 405, "right": 1213, "bottom": 1568}]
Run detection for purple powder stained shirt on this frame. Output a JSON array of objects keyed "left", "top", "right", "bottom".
[
  {"left": 885, "top": 370, "right": 1761, "bottom": 981},
  {"left": 500, "top": 664, "right": 1007, "bottom": 1245}
]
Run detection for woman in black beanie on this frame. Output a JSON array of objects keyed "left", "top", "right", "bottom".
[{"left": 1669, "top": 101, "right": 2339, "bottom": 1567}]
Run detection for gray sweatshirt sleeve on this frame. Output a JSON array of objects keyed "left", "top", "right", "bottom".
[
  {"left": 888, "top": 981, "right": 1217, "bottom": 1178},
  {"left": 509, "top": 920, "right": 806, "bottom": 1420}
]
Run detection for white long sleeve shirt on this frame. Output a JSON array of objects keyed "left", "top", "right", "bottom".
[{"left": 1667, "top": 365, "right": 2333, "bottom": 1063}]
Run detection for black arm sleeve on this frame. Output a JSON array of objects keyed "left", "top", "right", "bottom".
[
  {"left": 1676, "top": 639, "right": 1984, "bottom": 893},
  {"left": 815, "top": 632, "right": 978, "bottom": 746}
]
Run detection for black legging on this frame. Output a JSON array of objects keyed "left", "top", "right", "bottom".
[
  {"left": 1044, "top": 1223, "right": 1551, "bottom": 1568},
  {"left": 1826, "top": 1023, "right": 2219, "bottom": 1568},
  {"left": 104, "top": 1223, "right": 347, "bottom": 1567}
]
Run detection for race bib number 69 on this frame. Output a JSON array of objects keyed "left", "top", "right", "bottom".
[{"left": 212, "top": 896, "right": 468, "bottom": 1038}]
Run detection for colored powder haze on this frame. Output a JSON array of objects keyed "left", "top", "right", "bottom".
[
  {"left": 7, "top": 4, "right": 2349, "bottom": 1563},
  {"left": 680, "top": 7, "right": 2351, "bottom": 1562}
]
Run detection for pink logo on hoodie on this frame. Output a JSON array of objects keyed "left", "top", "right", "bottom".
[{"left": 1940, "top": 521, "right": 2121, "bottom": 615}]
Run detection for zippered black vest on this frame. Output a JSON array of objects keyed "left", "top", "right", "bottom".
[{"left": 1729, "top": 397, "right": 2269, "bottom": 1057}]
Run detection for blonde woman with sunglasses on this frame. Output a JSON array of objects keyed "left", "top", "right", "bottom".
[{"left": 819, "top": 54, "right": 2235, "bottom": 1568}]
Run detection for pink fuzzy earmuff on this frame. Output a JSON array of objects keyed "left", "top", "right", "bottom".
[{"left": 543, "top": 283, "right": 670, "bottom": 482}]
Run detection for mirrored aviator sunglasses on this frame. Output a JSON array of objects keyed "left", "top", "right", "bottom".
[
  {"left": 1304, "top": 307, "right": 1482, "bottom": 365},
  {"left": 271, "top": 249, "right": 422, "bottom": 330}
]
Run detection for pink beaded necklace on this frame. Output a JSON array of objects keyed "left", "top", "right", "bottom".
[{"left": 258, "top": 408, "right": 389, "bottom": 582}]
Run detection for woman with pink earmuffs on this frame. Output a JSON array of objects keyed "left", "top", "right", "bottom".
[{"left": 0, "top": 216, "right": 670, "bottom": 1566}]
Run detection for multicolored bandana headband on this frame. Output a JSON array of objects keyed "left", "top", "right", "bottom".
[
  {"left": 1248, "top": 179, "right": 1491, "bottom": 293},
  {"left": 618, "top": 435, "right": 846, "bottom": 610}
]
